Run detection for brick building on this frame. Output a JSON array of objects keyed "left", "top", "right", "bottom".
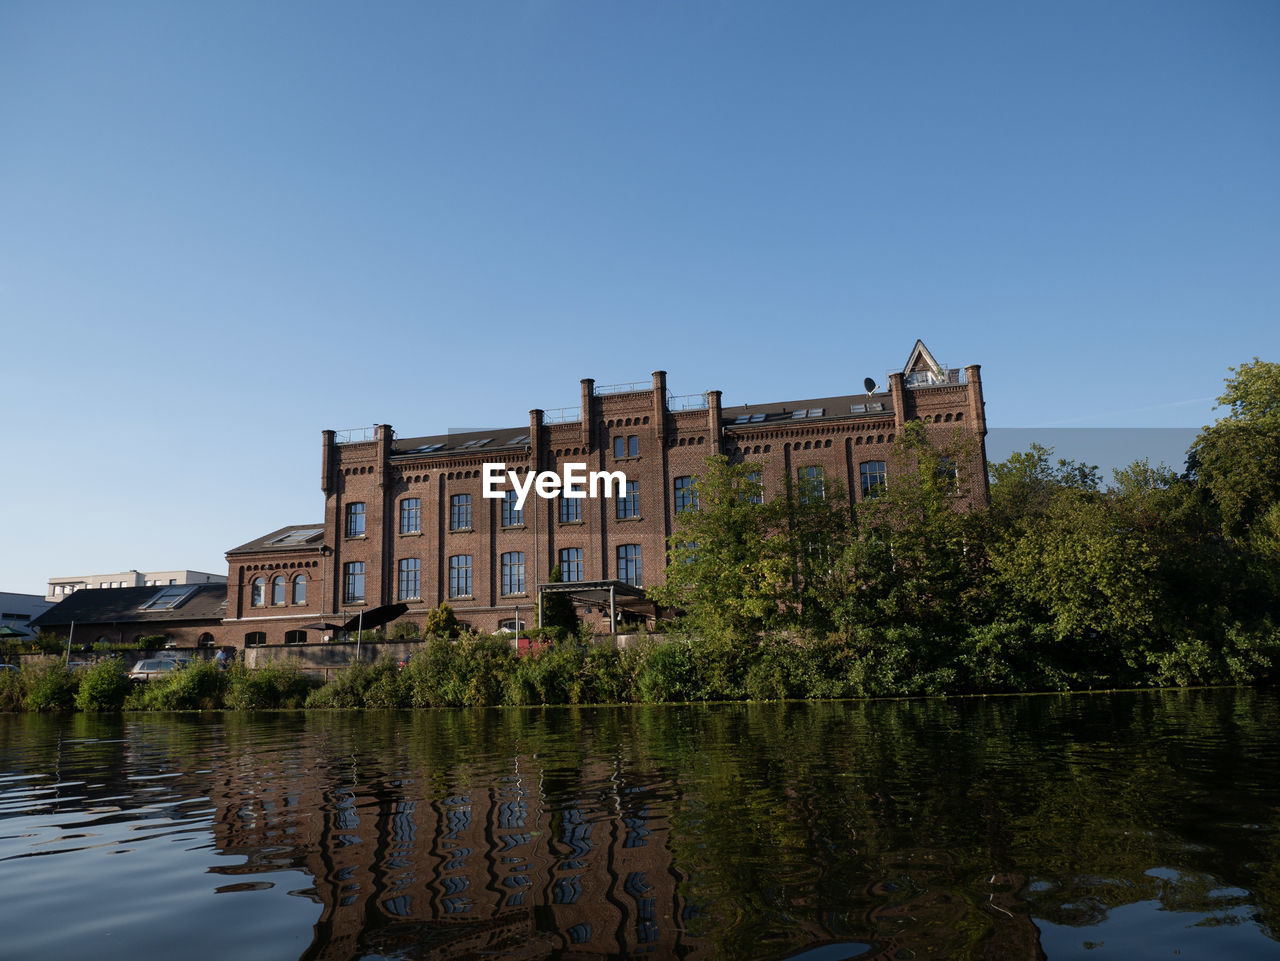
[{"left": 222, "top": 341, "right": 987, "bottom": 645}]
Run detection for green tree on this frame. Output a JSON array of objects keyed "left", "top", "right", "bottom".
[
  {"left": 988, "top": 442, "right": 1099, "bottom": 530},
  {"left": 833, "top": 420, "right": 986, "bottom": 636},
  {"left": 422, "top": 602, "right": 459, "bottom": 637},
  {"left": 1189, "top": 358, "right": 1280, "bottom": 536},
  {"left": 648, "top": 455, "right": 791, "bottom": 638}
]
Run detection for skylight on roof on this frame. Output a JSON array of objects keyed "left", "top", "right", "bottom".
[
  {"left": 750, "top": 412, "right": 765, "bottom": 423},
  {"left": 267, "top": 528, "right": 324, "bottom": 545},
  {"left": 459, "top": 438, "right": 492, "bottom": 448},
  {"left": 404, "top": 443, "right": 445, "bottom": 454},
  {"left": 790, "top": 408, "right": 826, "bottom": 420},
  {"left": 141, "top": 585, "right": 197, "bottom": 611},
  {"left": 508, "top": 434, "right": 530, "bottom": 445},
  {"left": 734, "top": 415, "right": 751, "bottom": 424}
]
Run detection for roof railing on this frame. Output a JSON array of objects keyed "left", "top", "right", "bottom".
[
  {"left": 667, "top": 391, "right": 709, "bottom": 411},
  {"left": 594, "top": 380, "right": 650, "bottom": 396},
  {"left": 543, "top": 407, "right": 582, "bottom": 425},
  {"left": 334, "top": 427, "right": 377, "bottom": 444}
]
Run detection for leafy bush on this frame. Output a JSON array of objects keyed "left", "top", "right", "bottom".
[
  {"left": 134, "top": 661, "right": 228, "bottom": 710},
  {"left": 423, "top": 603, "right": 460, "bottom": 638},
  {"left": 306, "top": 657, "right": 404, "bottom": 709},
  {"left": 24, "top": 662, "right": 78, "bottom": 711},
  {"left": 636, "top": 640, "right": 698, "bottom": 703},
  {"left": 504, "top": 643, "right": 588, "bottom": 705},
  {"left": 74, "top": 660, "right": 131, "bottom": 711},
  {"left": 0, "top": 665, "right": 24, "bottom": 711},
  {"left": 225, "top": 660, "right": 314, "bottom": 709}
]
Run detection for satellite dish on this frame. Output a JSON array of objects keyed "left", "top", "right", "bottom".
[{"left": 863, "top": 377, "right": 879, "bottom": 394}]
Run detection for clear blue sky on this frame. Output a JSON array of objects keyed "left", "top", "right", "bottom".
[{"left": 2, "top": 1, "right": 1277, "bottom": 596}]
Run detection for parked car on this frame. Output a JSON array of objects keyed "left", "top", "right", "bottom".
[
  {"left": 0, "top": 663, "right": 17, "bottom": 673},
  {"left": 129, "top": 657, "right": 192, "bottom": 681}
]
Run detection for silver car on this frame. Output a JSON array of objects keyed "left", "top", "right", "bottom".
[{"left": 128, "top": 657, "right": 192, "bottom": 681}]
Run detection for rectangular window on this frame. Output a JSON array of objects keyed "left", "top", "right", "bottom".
[
  {"left": 346, "top": 502, "right": 366, "bottom": 537},
  {"left": 501, "top": 552, "right": 525, "bottom": 595},
  {"left": 860, "top": 460, "right": 888, "bottom": 498},
  {"left": 399, "top": 497, "right": 421, "bottom": 534},
  {"left": 558, "top": 547, "right": 583, "bottom": 583},
  {"left": 796, "top": 465, "right": 824, "bottom": 502},
  {"left": 673, "top": 476, "right": 697, "bottom": 512},
  {"left": 613, "top": 435, "right": 639, "bottom": 458},
  {"left": 343, "top": 561, "right": 365, "bottom": 603},
  {"left": 397, "top": 558, "right": 421, "bottom": 600},
  {"left": 617, "top": 544, "right": 642, "bottom": 587},
  {"left": 450, "top": 493, "right": 472, "bottom": 531},
  {"left": 502, "top": 490, "right": 524, "bottom": 527},
  {"left": 616, "top": 480, "right": 640, "bottom": 519},
  {"left": 448, "top": 555, "right": 472, "bottom": 598},
  {"left": 745, "top": 469, "right": 764, "bottom": 504},
  {"left": 559, "top": 494, "right": 582, "bottom": 523}
]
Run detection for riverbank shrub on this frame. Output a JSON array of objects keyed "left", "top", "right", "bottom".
[
  {"left": 74, "top": 660, "right": 131, "bottom": 711},
  {"left": 225, "top": 661, "right": 314, "bottom": 709},
  {"left": 129, "top": 662, "right": 228, "bottom": 711},
  {"left": 24, "top": 662, "right": 78, "bottom": 711}
]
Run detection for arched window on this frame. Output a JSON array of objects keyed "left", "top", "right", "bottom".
[
  {"left": 250, "top": 576, "right": 265, "bottom": 607},
  {"left": 245, "top": 631, "right": 266, "bottom": 647},
  {"left": 292, "top": 574, "right": 307, "bottom": 605},
  {"left": 284, "top": 630, "right": 306, "bottom": 645},
  {"left": 197, "top": 632, "right": 215, "bottom": 648},
  {"left": 271, "top": 576, "right": 285, "bottom": 605}
]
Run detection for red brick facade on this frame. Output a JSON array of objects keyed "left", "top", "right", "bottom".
[{"left": 221, "top": 343, "right": 988, "bottom": 644}]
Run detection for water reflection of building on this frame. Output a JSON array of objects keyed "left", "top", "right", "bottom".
[
  {"left": 209, "top": 749, "right": 711, "bottom": 960},
  {"left": 201, "top": 716, "right": 1049, "bottom": 961}
]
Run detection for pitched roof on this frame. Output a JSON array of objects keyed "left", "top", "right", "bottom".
[
  {"left": 392, "top": 426, "right": 531, "bottom": 459},
  {"left": 226, "top": 524, "right": 327, "bottom": 556},
  {"left": 31, "top": 583, "right": 227, "bottom": 629},
  {"left": 720, "top": 390, "right": 891, "bottom": 427}
]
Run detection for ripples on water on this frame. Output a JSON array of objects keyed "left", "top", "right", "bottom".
[{"left": 1, "top": 691, "right": 1278, "bottom": 960}]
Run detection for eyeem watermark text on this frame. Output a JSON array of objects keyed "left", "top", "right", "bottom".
[{"left": 483, "top": 463, "right": 626, "bottom": 511}]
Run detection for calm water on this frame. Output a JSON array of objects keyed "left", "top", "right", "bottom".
[{"left": 2, "top": 691, "right": 1279, "bottom": 960}]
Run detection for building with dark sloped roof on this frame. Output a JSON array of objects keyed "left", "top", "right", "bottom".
[
  {"left": 220, "top": 341, "right": 988, "bottom": 645},
  {"left": 31, "top": 582, "right": 228, "bottom": 649}
]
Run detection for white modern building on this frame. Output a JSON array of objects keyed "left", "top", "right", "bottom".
[
  {"left": 46, "top": 569, "right": 227, "bottom": 603},
  {"left": 1, "top": 592, "right": 56, "bottom": 640}
]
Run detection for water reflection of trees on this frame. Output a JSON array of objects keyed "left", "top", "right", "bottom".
[{"left": 4, "top": 691, "right": 1276, "bottom": 959}]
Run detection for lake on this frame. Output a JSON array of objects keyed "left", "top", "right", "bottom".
[{"left": 2, "top": 691, "right": 1278, "bottom": 960}]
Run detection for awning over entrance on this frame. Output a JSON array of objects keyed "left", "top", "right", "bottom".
[
  {"left": 536, "top": 579, "right": 660, "bottom": 629},
  {"left": 341, "top": 603, "right": 409, "bottom": 633}
]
